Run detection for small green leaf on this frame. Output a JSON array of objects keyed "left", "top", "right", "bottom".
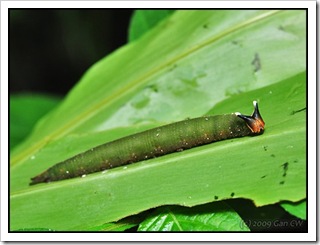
[
  {"left": 227, "top": 199, "right": 291, "bottom": 232},
  {"left": 280, "top": 200, "right": 306, "bottom": 220},
  {"left": 10, "top": 94, "right": 61, "bottom": 150},
  {"left": 138, "top": 202, "right": 250, "bottom": 231},
  {"left": 128, "top": 10, "right": 175, "bottom": 42}
]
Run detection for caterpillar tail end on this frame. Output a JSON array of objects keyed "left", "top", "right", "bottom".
[
  {"left": 236, "top": 101, "right": 265, "bottom": 134},
  {"left": 30, "top": 172, "right": 51, "bottom": 185}
]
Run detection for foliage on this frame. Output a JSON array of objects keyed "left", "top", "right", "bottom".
[{"left": 10, "top": 10, "right": 306, "bottom": 231}]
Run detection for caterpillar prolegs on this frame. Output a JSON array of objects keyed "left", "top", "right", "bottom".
[{"left": 30, "top": 101, "right": 265, "bottom": 185}]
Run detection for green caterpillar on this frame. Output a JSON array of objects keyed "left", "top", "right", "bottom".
[{"left": 30, "top": 101, "right": 265, "bottom": 185}]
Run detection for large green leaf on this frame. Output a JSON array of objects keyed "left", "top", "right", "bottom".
[
  {"left": 10, "top": 10, "right": 306, "bottom": 230},
  {"left": 10, "top": 72, "right": 306, "bottom": 231}
]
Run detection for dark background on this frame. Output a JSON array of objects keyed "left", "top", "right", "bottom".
[{"left": 9, "top": 9, "right": 134, "bottom": 96}]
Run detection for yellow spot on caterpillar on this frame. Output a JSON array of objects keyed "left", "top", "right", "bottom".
[
  {"left": 155, "top": 146, "right": 164, "bottom": 153},
  {"left": 203, "top": 133, "right": 210, "bottom": 140}
]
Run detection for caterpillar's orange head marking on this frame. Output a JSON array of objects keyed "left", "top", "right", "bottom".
[{"left": 235, "top": 101, "right": 265, "bottom": 134}]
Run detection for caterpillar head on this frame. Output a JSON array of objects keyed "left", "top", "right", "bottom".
[{"left": 235, "top": 101, "right": 265, "bottom": 134}]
